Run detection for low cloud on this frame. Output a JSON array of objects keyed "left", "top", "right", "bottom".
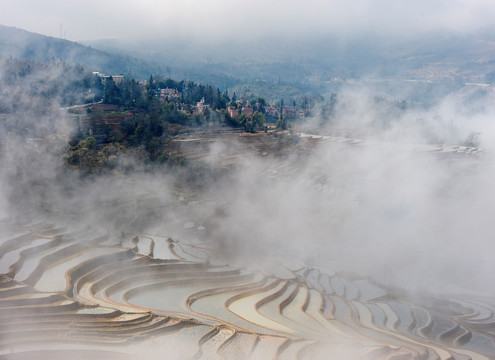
[
  {"left": 1, "top": 0, "right": 494, "bottom": 41},
  {"left": 1, "top": 55, "right": 494, "bottom": 300}
]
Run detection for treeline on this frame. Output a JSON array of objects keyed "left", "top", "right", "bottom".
[
  {"left": 102, "top": 75, "right": 230, "bottom": 112},
  {"left": 100, "top": 75, "right": 266, "bottom": 131},
  {"left": 100, "top": 76, "right": 233, "bottom": 133}
]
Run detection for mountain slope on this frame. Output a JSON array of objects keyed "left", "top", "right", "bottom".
[
  {"left": 85, "top": 32, "right": 495, "bottom": 102},
  {"left": 0, "top": 24, "right": 160, "bottom": 78}
]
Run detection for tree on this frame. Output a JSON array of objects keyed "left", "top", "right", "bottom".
[
  {"left": 203, "top": 107, "right": 211, "bottom": 121},
  {"left": 91, "top": 74, "right": 104, "bottom": 101},
  {"left": 255, "top": 97, "right": 266, "bottom": 113},
  {"left": 146, "top": 74, "right": 157, "bottom": 99},
  {"left": 464, "top": 132, "right": 481, "bottom": 148},
  {"left": 65, "top": 136, "right": 104, "bottom": 174},
  {"left": 120, "top": 79, "right": 142, "bottom": 107},
  {"left": 276, "top": 112, "right": 288, "bottom": 130},
  {"left": 223, "top": 90, "right": 230, "bottom": 103},
  {"left": 276, "top": 99, "right": 289, "bottom": 130},
  {"left": 148, "top": 74, "right": 154, "bottom": 89},
  {"left": 103, "top": 76, "right": 120, "bottom": 104},
  {"left": 238, "top": 113, "right": 248, "bottom": 131},
  {"left": 239, "top": 112, "right": 264, "bottom": 133},
  {"left": 145, "top": 136, "right": 163, "bottom": 160},
  {"left": 252, "top": 112, "right": 264, "bottom": 130}
]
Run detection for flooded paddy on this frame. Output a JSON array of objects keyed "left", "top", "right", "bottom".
[
  {"left": 1, "top": 219, "right": 495, "bottom": 359},
  {"left": 1, "top": 130, "right": 494, "bottom": 359}
]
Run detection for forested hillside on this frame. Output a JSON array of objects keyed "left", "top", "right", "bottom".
[{"left": 0, "top": 24, "right": 160, "bottom": 78}]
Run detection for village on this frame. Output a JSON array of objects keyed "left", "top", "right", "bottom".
[
  {"left": 93, "top": 71, "right": 309, "bottom": 123},
  {"left": 157, "top": 85, "right": 308, "bottom": 121}
]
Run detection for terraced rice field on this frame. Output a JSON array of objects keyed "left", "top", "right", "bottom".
[{"left": 0, "top": 221, "right": 494, "bottom": 359}]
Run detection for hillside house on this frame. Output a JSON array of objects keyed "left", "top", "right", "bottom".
[
  {"left": 194, "top": 97, "right": 210, "bottom": 114},
  {"left": 282, "top": 107, "right": 297, "bottom": 117},
  {"left": 93, "top": 72, "right": 124, "bottom": 85},
  {"left": 160, "top": 88, "right": 180, "bottom": 100},
  {"left": 265, "top": 106, "right": 278, "bottom": 117},
  {"left": 242, "top": 107, "right": 254, "bottom": 116},
  {"left": 228, "top": 106, "right": 239, "bottom": 118}
]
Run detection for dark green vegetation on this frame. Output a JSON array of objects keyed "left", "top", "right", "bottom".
[{"left": 65, "top": 76, "right": 269, "bottom": 174}]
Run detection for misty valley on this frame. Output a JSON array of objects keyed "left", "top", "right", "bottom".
[{"left": 1, "top": 24, "right": 495, "bottom": 360}]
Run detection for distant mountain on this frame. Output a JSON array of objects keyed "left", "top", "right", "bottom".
[
  {"left": 2, "top": 24, "right": 494, "bottom": 105},
  {"left": 0, "top": 24, "right": 161, "bottom": 79},
  {"left": 83, "top": 31, "right": 495, "bottom": 104}
]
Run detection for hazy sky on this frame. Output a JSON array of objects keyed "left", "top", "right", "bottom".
[{"left": 1, "top": 0, "right": 495, "bottom": 41}]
